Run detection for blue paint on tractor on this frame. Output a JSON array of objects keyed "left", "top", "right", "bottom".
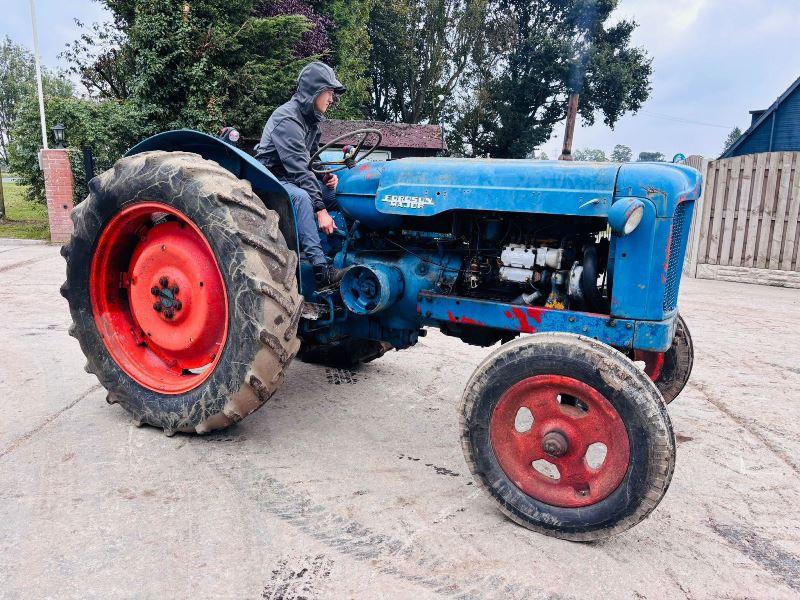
[
  {"left": 340, "top": 263, "right": 404, "bottom": 315},
  {"left": 418, "top": 292, "right": 673, "bottom": 352},
  {"left": 130, "top": 129, "right": 702, "bottom": 358}
]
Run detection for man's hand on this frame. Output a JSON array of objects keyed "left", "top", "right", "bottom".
[
  {"left": 323, "top": 172, "right": 338, "bottom": 190},
  {"left": 317, "top": 209, "right": 336, "bottom": 235}
]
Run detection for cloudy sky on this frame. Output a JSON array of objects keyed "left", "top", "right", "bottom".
[{"left": 3, "top": 0, "right": 799, "bottom": 159}]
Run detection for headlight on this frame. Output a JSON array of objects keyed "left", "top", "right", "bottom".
[{"left": 608, "top": 197, "right": 645, "bottom": 236}]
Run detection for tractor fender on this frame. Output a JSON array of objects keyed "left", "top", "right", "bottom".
[{"left": 126, "top": 130, "right": 298, "bottom": 257}]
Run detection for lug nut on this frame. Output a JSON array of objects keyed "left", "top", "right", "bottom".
[
  {"left": 153, "top": 302, "right": 163, "bottom": 312},
  {"left": 174, "top": 301, "right": 182, "bottom": 311},
  {"left": 171, "top": 284, "right": 179, "bottom": 294},
  {"left": 159, "top": 276, "right": 169, "bottom": 287},
  {"left": 150, "top": 286, "right": 160, "bottom": 296},
  {"left": 164, "top": 308, "right": 174, "bottom": 319}
]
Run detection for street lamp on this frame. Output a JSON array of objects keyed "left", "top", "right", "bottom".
[{"left": 52, "top": 124, "right": 66, "bottom": 149}]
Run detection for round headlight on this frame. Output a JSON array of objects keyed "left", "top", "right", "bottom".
[
  {"left": 624, "top": 204, "right": 644, "bottom": 234},
  {"left": 608, "top": 197, "right": 646, "bottom": 236}
]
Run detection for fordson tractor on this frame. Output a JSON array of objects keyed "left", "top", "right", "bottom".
[{"left": 61, "top": 128, "right": 699, "bottom": 541}]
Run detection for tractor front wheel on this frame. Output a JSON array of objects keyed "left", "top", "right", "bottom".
[
  {"left": 461, "top": 333, "right": 675, "bottom": 541},
  {"left": 61, "top": 151, "right": 302, "bottom": 434},
  {"left": 634, "top": 313, "right": 694, "bottom": 404}
]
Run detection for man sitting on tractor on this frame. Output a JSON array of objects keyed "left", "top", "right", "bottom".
[{"left": 255, "top": 61, "right": 347, "bottom": 287}]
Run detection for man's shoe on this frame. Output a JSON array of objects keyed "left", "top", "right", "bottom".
[{"left": 313, "top": 264, "right": 345, "bottom": 288}]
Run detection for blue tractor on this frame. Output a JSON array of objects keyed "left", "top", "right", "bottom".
[{"left": 62, "top": 128, "right": 699, "bottom": 541}]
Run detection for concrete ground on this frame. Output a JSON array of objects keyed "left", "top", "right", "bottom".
[{"left": 1, "top": 238, "right": 799, "bottom": 600}]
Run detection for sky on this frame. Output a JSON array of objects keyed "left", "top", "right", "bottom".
[{"left": 2, "top": 0, "right": 799, "bottom": 160}]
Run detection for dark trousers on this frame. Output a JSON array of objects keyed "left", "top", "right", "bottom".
[{"left": 280, "top": 179, "right": 337, "bottom": 267}]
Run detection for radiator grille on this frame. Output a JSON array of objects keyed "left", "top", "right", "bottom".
[{"left": 663, "top": 202, "right": 692, "bottom": 312}]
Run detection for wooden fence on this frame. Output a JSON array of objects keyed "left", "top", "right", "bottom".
[{"left": 683, "top": 151, "right": 800, "bottom": 288}]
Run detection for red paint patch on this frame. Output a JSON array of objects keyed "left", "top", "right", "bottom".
[
  {"left": 447, "top": 311, "right": 483, "bottom": 326},
  {"left": 510, "top": 307, "right": 537, "bottom": 333},
  {"left": 526, "top": 306, "right": 544, "bottom": 323},
  {"left": 358, "top": 164, "right": 371, "bottom": 172},
  {"left": 461, "top": 315, "right": 484, "bottom": 326},
  {"left": 504, "top": 310, "right": 512, "bottom": 319}
]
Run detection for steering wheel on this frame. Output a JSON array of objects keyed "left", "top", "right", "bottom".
[{"left": 309, "top": 128, "right": 383, "bottom": 175}]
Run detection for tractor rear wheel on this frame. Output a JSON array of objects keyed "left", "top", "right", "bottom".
[
  {"left": 634, "top": 313, "right": 694, "bottom": 404},
  {"left": 61, "top": 151, "right": 302, "bottom": 434},
  {"left": 461, "top": 333, "right": 675, "bottom": 541}
]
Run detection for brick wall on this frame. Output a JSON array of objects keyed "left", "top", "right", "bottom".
[{"left": 41, "top": 149, "right": 75, "bottom": 244}]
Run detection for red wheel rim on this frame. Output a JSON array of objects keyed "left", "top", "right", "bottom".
[
  {"left": 489, "top": 375, "right": 630, "bottom": 508},
  {"left": 634, "top": 350, "right": 665, "bottom": 382},
  {"left": 89, "top": 202, "right": 228, "bottom": 394}
]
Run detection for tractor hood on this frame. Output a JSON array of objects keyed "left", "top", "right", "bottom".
[
  {"left": 374, "top": 158, "right": 620, "bottom": 219},
  {"left": 336, "top": 157, "right": 702, "bottom": 228}
]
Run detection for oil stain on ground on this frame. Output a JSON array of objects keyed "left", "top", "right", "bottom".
[{"left": 262, "top": 554, "right": 333, "bottom": 600}]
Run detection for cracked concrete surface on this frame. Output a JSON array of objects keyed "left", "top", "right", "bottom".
[{"left": 1, "top": 239, "right": 799, "bottom": 599}]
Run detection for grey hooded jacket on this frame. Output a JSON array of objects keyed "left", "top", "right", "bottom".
[{"left": 254, "top": 62, "right": 346, "bottom": 212}]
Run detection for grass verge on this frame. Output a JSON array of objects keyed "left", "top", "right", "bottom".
[{"left": 0, "top": 182, "right": 50, "bottom": 240}]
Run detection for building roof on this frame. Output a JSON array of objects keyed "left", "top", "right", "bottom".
[
  {"left": 319, "top": 120, "right": 447, "bottom": 151},
  {"left": 722, "top": 75, "right": 800, "bottom": 158}
]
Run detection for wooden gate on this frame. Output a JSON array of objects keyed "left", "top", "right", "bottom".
[{"left": 683, "top": 152, "right": 800, "bottom": 287}]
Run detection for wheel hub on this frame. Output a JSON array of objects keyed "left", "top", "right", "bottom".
[
  {"left": 489, "top": 375, "right": 630, "bottom": 508},
  {"left": 542, "top": 430, "right": 569, "bottom": 457},
  {"left": 89, "top": 202, "right": 228, "bottom": 394},
  {"left": 150, "top": 276, "right": 183, "bottom": 318}
]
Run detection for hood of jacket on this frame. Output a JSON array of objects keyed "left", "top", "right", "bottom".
[{"left": 293, "top": 61, "right": 347, "bottom": 123}]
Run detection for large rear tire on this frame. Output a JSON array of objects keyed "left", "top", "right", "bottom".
[
  {"left": 61, "top": 151, "right": 302, "bottom": 434},
  {"left": 461, "top": 333, "right": 675, "bottom": 541}
]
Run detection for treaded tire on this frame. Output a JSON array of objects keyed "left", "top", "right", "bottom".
[
  {"left": 61, "top": 151, "right": 302, "bottom": 434},
  {"left": 655, "top": 314, "right": 694, "bottom": 404},
  {"left": 460, "top": 333, "right": 676, "bottom": 541}
]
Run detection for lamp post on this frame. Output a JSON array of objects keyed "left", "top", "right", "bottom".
[
  {"left": 29, "top": 0, "right": 48, "bottom": 150},
  {"left": 52, "top": 124, "right": 66, "bottom": 149}
]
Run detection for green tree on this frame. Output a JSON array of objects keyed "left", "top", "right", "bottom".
[
  {"left": 2, "top": 38, "right": 73, "bottom": 206},
  {"left": 452, "top": 0, "right": 651, "bottom": 158},
  {"left": 610, "top": 143, "right": 632, "bottom": 162},
  {"left": 637, "top": 151, "right": 665, "bottom": 162},
  {"left": 64, "top": 1, "right": 312, "bottom": 137},
  {"left": 61, "top": 21, "right": 134, "bottom": 100},
  {"left": 573, "top": 147, "right": 607, "bottom": 161},
  {"left": 722, "top": 126, "right": 742, "bottom": 154},
  {"left": 127, "top": 1, "right": 310, "bottom": 136},
  {"left": 7, "top": 92, "right": 98, "bottom": 205},
  {"left": 366, "top": 0, "right": 488, "bottom": 124},
  {"left": 319, "top": 0, "right": 373, "bottom": 119},
  {"left": 0, "top": 38, "right": 36, "bottom": 164}
]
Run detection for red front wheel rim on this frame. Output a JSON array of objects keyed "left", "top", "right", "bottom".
[
  {"left": 634, "top": 350, "right": 665, "bottom": 382},
  {"left": 89, "top": 202, "right": 229, "bottom": 394},
  {"left": 489, "top": 375, "right": 630, "bottom": 508}
]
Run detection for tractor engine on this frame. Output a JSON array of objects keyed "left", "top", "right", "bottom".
[{"left": 450, "top": 216, "right": 610, "bottom": 314}]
